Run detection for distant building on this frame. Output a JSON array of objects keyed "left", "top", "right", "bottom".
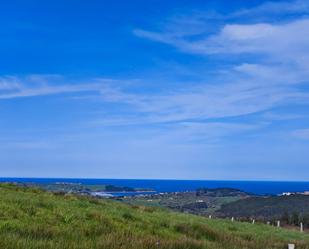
[{"left": 279, "top": 191, "right": 309, "bottom": 196}]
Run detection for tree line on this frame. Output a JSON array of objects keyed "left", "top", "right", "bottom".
[{"left": 281, "top": 212, "right": 309, "bottom": 228}]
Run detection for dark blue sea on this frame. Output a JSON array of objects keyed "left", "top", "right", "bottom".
[{"left": 1, "top": 178, "right": 309, "bottom": 195}]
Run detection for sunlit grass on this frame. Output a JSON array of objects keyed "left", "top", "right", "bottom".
[{"left": 0, "top": 183, "right": 308, "bottom": 249}]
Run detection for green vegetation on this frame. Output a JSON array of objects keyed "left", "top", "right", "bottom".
[
  {"left": 217, "top": 195, "right": 309, "bottom": 222},
  {"left": 0, "top": 184, "right": 309, "bottom": 249},
  {"left": 123, "top": 188, "right": 247, "bottom": 215},
  {"left": 281, "top": 211, "right": 309, "bottom": 228},
  {"left": 18, "top": 182, "right": 149, "bottom": 193}
]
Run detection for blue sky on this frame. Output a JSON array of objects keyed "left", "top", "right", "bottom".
[{"left": 1, "top": 0, "right": 309, "bottom": 180}]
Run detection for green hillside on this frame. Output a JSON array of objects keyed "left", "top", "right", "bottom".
[
  {"left": 217, "top": 195, "right": 309, "bottom": 221},
  {"left": 0, "top": 184, "right": 308, "bottom": 249}
]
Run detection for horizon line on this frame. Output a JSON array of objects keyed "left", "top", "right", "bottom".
[{"left": 1, "top": 176, "right": 309, "bottom": 183}]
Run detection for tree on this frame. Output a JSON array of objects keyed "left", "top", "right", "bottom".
[
  {"left": 281, "top": 211, "right": 290, "bottom": 225},
  {"left": 302, "top": 213, "right": 309, "bottom": 228},
  {"left": 291, "top": 212, "right": 299, "bottom": 226}
]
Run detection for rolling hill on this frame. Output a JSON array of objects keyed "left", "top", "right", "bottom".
[{"left": 0, "top": 184, "right": 308, "bottom": 249}]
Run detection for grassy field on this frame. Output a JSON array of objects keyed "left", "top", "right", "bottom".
[{"left": 0, "top": 184, "right": 309, "bottom": 249}]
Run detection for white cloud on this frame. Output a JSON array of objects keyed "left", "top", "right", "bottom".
[
  {"left": 131, "top": 2, "right": 309, "bottom": 127},
  {"left": 197, "top": 19, "right": 309, "bottom": 65},
  {"left": 232, "top": 0, "right": 309, "bottom": 18},
  {"left": 135, "top": 19, "right": 309, "bottom": 66},
  {"left": 2, "top": 1, "right": 309, "bottom": 144},
  {"left": 0, "top": 75, "right": 108, "bottom": 99},
  {"left": 96, "top": 75, "right": 306, "bottom": 125},
  {"left": 0, "top": 76, "right": 20, "bottom": 90}
]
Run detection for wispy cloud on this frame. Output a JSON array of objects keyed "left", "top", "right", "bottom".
[
  {"left": 133, "top": 0, "right": 309, "bottom": 75},
  {"left": 0, "top": 75, "right": 106, "bottom": 99},
  {"left": 131, "top": 0, "right": 309, "bottom": 131},
  {"left": 134, "top": 18, "right": 309, "bottom": 67},
  {"left": 232, "top": 0, "right": 309, "bottom": 19},
  {"left": 6, "top": 73, "right": 288, "bottom": 130},
  {"left": 2, "top": 0, "right": 309, "bottom": 145},
  {"left": 97, "top": 80, "right": 304, "bottom": 123}
]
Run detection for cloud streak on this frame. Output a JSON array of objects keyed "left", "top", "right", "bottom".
[
  {"left": 2, "top": 0, "right": 309, "bottom": 145},
  {"left": 232, "top": 0, "right": 309, "bottom": 19},
  {"left": 98, "top": 81, "right": 304, "bottom": 123},
  {"left": 0, "top": 75, "right": 106, "bottom": 100},
  {"left": 134, "top": 18, "right": 309, "bottom": 67},
  {"left": 131, "top": 1, "right": 309, "bottom": 131}
]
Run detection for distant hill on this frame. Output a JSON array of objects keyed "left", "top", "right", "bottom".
[
  {"left": 0, "top": 183, "right": 309, "bottom": 249},
  {"left": 217, "top": 194, "right": 309, "bottom": 223},
  {"left": 123, "top": 187, "right": 250, "bottom": 216},
  {"left": 196, "top": 187, "right": 250, "bottom": 197},
  {"left": 14, "top": 182, "right": 150, "bottom": 193}
]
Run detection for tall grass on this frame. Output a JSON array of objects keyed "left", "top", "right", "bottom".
[{"left": 0, "top": 183, "right": 308, "bottom": 249}]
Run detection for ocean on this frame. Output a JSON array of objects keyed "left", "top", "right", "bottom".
[{"left": 1, "top": 178, "right": 309, "bottom": 195}]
